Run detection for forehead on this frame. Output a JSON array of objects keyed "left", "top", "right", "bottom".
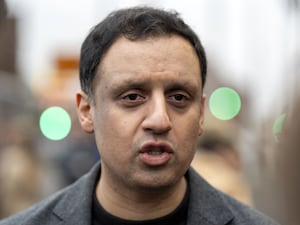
[{"left": 95, "top": 35, "right": 201, "bottom": 89}]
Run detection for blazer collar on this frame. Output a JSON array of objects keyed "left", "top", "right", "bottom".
[
  {"left": 51, "top": 163, "right": 233, "bottom": 225},
  {"left": 52, "top": 163, "right": 101, "bottom": 225},
  {"left": 186, "top": 167, "right": 234, "bottom": 225}
]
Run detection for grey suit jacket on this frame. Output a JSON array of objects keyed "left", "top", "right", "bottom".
[{"left": 0, "top": 163, "right": 279, "bottom": 225}]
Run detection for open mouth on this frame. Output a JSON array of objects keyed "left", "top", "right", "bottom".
[
  {"left": 139, "top": 142, "right": 173, "bottom": 166},
  {"left": 146, "top": 147, "right": 165, "bottom": 155}
]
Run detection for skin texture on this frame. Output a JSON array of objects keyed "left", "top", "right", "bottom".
[{"left": 76, "top": 35, "right": 206, "bottom": 220}]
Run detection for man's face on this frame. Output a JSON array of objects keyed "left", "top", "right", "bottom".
[{"left": 77, "top": 35, "right": 205, "bottom": 192}]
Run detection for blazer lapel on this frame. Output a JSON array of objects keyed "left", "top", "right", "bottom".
[
  {"left": 186, "top": 167, "right": 234, "bottom": 225},
  {"left": 52, "top": 163, "right": 101, "bottom": 225}
]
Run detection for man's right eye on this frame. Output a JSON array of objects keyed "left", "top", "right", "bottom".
[{"left": 120, "top": 92, "right": 146, "bottom": 106}]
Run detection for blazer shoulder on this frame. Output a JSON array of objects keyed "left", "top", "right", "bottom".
[
  {"left": 0, "top": 188, "right": 67, "bottom": 225},
  {"left": 0, "top": 163, "right": 100, "bottom": 225},
  {"left": 187, "top": 167, "right": 281, "bottom": 225},
  {"left": 218, "top": 192, "right": 280, "bottom": 225}
]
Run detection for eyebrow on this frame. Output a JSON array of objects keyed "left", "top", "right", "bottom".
[
  {"left": 110, "top": 77, "right": 200, "bottom": 96},
  {"left": 165, "top": 81, "right": 198, "bottom": 91},
  {"left": 112, "top": 79, "right": 149, "bottom": 91},
  {"left": 108, "top": 78, "right": 149, "bottom": 97},
  {"left": 96, "top": 63, "right": 204, "bottom": 99}
]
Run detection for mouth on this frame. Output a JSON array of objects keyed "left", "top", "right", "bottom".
[
  {"left": 139, "top": 141, "right": 174, "bottom": 166},
  {"left": 147, "top": 149, "right": 164, "bottom": 155}
]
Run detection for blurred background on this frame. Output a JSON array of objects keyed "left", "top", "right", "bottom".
[{"left": 0, "top": 0, "right": 299, "bottom": 224}]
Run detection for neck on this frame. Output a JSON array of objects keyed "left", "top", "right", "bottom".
[{"left": 96, "top": 172, "right": 187, "bottom": 221}]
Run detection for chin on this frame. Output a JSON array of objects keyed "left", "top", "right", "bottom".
[{"left": 133, "top": 172, "right": 182, "bottom": 192}]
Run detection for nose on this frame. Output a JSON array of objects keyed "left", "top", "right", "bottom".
[{"left": 141, "top": 94, "right": 172, "bottom": 134}]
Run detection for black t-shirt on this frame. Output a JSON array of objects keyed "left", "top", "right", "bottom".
[{"left": 92, "top": 184, "right": 190, "bottom": 225}]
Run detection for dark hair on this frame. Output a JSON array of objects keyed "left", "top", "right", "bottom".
[{"left": 79, "top": 6, "right": 207, "bottom": 97}]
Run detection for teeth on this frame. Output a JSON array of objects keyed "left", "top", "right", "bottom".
[{"left": 147, "top": 151, "right": 162, "bottom": 155}]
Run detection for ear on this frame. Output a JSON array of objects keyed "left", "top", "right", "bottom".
[
  {"left": 198, "top": 95, "right": 206, "bottom": 136},
  {"left": 76, "top": 91, "right": 94, "bottom": 133}
]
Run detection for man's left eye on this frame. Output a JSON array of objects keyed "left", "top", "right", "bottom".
[
  {"left": 170, "top": 94, "right": 188, "bottom": 101},
  {"left": 124, "top": 93, "right": 140, "bottom": 101},
  {"left": 168, "top": 93, "right": 190, "bottom": 108},
  {"left": 173, "top": 94, "right": 186, "bottom": 101}
]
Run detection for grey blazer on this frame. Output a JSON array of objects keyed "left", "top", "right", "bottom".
[{"left": 0, "top": 163, "right": 279, "bottom": 225}]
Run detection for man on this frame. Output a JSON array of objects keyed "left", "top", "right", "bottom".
[{"left": 0, "top": 6, "right": 279, "bottom": 225}]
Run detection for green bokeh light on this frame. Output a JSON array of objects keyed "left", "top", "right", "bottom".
[
  {"left": 273, "top": 113, "right": 286, "bottom": 141},
  {"left": 209, "top": 87, "right": 241, "bottom": 120},
  {"left": 39, "top": 106, "right": 72, "bottom": 141}
]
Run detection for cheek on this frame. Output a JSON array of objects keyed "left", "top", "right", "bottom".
[
  {"left": 176, "top": 113, "right": 200, "bottom": 137},
  {"left": 174, "top": 118, "right": 199, "bottom": 152},
  {"left": 93, "top": 108, "right": 141, "bottom": 154},
  {"left": 93, "top": 107, "right": 128, "bottom": 135}
]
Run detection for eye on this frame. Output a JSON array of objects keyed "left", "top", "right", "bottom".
[
  {"left": 124, "top": 93, "right": 140, "bottom": 101},
  {"left": 120, "top": 92, "right": 146, "bottom": 107},
  {"left": 168, "top": 93, "right": 190, "bottom": 107},
  {"left": 173, "top": 94, "right": 186, "bottom": 101}
]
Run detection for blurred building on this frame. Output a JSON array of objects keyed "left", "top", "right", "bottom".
[
  {"left": 0, "top": 0, "right": 44, "bottom": 218},
  {"left": 32, "top": 53, "right": 99, "bottom": 187},
  {"left": 0, "top": 0, "right": 16, "bottom": 74}
]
